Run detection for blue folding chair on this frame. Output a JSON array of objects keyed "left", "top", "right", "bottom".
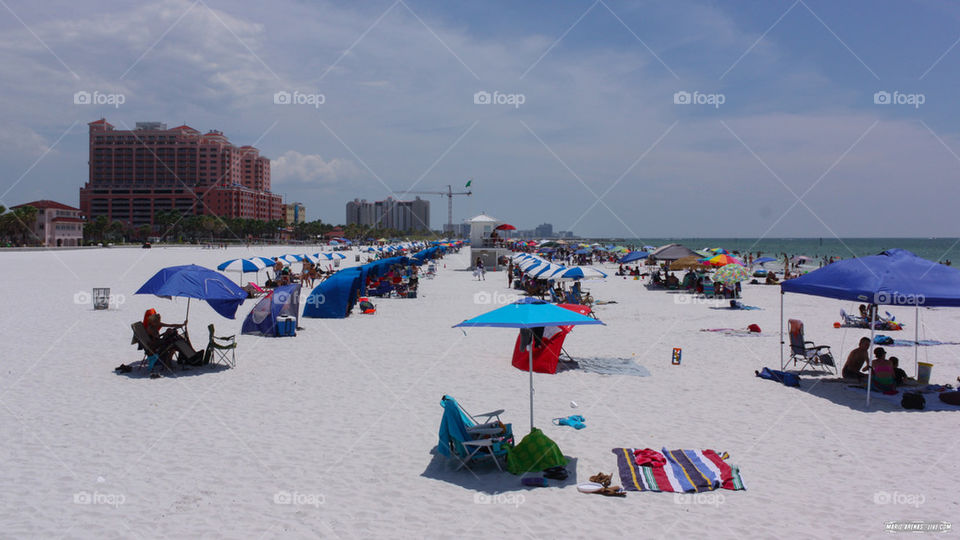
[{"left": 437, "top": 395, "right": 513, "bottom": 471}]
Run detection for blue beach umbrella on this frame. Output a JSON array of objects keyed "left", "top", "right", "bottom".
[
  {"left": 217, "top": 258, "right": 269, "bottom": 273},
  {"left": 135, "top": 264, "right": 247, "bottom": 323},
  {"left": 454, "top": 298, "right": 604, "bottom": 431},
  {"left": 551, "top": 266, "right": 608, "bottom": 281}
]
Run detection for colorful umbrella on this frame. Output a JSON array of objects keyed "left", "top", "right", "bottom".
[
  {"left": 714, "top": 263, "right": 750, "bottom": 285},
  {"left": 705, "top": 254, "right": 744, "bottom": 267}
]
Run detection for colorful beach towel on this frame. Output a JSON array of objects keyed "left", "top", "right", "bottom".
[{"left": 612, "top": 447, "right": 746, "bottom": 493}]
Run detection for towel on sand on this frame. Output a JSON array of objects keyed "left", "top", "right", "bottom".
[
  {"left": 507, "top": 428, "right": 567, "bottom": 475},
  {"left": 557, "top": 357, "right": 650, "bottom": 377},
  {"left": 613, "top": 447, "right": 746, "bottom": 493}
]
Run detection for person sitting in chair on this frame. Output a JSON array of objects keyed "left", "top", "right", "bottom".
[{"left": 144, "top": 311, "right": 189, "bottom": 370}]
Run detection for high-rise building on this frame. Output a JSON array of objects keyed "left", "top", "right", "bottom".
[
  {"left": 346, "top": 197, "right": 430, "bottom": 232},
  {"left": 79, "top": 119, "right": 283, "bottom": 227},
  {"left": 534, "top": 223, "right": 553, "bottom": 237},
  {"left": 285, "top": 202, "right": 306, "bottom": 225}
]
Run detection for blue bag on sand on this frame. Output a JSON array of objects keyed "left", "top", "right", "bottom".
[{"left": 755, "top": 367, "right": 800, "bottom": 387}]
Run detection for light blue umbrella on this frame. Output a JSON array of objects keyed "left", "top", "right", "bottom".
[{"left": 454, "top": 298, "right": 604, "bottom": 430}]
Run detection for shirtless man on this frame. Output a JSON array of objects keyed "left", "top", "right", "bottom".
[{"left": 842, "top": 337, "right": 871, "bottom": 380}]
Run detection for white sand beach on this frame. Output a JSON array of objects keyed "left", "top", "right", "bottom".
[{"left": 1, "top": 245, "right": 958, "bottom": 538}]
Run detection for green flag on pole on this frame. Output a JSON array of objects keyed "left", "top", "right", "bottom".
[{"left": 465, "top": 179, "right": 472, "bottom": 188}]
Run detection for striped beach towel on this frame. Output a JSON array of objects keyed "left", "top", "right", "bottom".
[{"left": 613, "top": 448, "right": 746, "bottom": 493}]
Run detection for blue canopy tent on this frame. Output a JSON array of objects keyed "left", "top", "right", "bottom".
[
  {"left": 454, "top": 298, "right": 604, "bottom": 431},
  {"left": 135, "top": 264, "right": 247, "bottom": 322},
  {"left": 303, "top": 267, "right": 365, "bottom": 319},
  {"left": 619, "top": 251, "right": 650, "bottom": 264},
  {"left": 241, "top": 283, "right": 301, "bottom": 337},
  {"left": 780, "top": 249, "right": 960, "bottom": 404}
]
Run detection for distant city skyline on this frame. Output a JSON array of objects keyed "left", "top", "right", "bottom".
[{"left": 3, "top": 2, "right": 960, "bottom": 239}]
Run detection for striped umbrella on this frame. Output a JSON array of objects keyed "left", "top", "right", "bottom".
[
  {"left": 217, "top": 258, "right": 269, "bottom": 273},
  {"left": 551, "top": 266, "right": 608, "bottom": 281}
]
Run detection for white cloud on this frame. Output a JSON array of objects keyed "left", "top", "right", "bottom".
[{"left": 271, "top": 150, "right": 364, "bottom": 185}]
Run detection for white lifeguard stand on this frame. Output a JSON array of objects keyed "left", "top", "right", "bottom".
[{"left": 468, "top": 213, "right": 509, "bottom": 271}]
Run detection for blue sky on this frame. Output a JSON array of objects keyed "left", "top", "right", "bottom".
[{"left": 1, "top": 0, "right": 960, "bottom": 238}]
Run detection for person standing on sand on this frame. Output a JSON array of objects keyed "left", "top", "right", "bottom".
[
  {"left": 507, "top": 261, "right": 513, "bottom": 287},
  {"left": 475, "top": 257, "right": 485, "bottom": 280}
]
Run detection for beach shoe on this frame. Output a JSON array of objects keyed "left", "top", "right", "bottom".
[
  {"left": 114, "top": 364, "right": 132, "bottom": 373},
  {"left": 597, "top": 485, "right": 626, "bottom": 497},
  {"left": 589, "top": 473, "right": 612, "bottom": 487},
  {"left": 149, "top": 372, "right": 161, "bottom": 379},
  {"left": 543, "top": 466, "right": 568, "bottom": 480}
]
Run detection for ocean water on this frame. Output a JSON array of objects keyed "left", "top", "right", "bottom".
[{"left": 591, "top": 238, "right": 960, "bottom": 263}]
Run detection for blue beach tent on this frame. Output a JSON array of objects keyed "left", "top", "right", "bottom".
[
  {"left": 241, "top": 284, "right": 301, "bottom": 336},
  {"left": 780, "top": 249, "right": 960, "bottom": 404},
  {"left": 303, "top": 267, "right": 365, "bottom": 319}
]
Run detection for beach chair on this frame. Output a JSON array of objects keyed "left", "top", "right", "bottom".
[
  {"left": 437, "top": 395, "right": 513, "bottom": 472},
  {"left": 787, "top": 319, "right": 836, "bottom": 374},
  {"left": 203, "top": 324, "right": 237, "bottom": 368},
  {"left": 131, "top": 322, "right": 171, "bottom": 371},
  {"left": 245, "top": 282, "right": 268, "bottom": 298}
]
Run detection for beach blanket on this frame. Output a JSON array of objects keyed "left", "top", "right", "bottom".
[
  {"left": 506, "top": 428, "right": 567, "bottom": 475},
  {"left": 756, "top": 367, "right": 800, "bottom": 387},
  {"left": 612, "top": 448, "right": 746, "bottom": 493},
  {"left": 556, "top": 357, "right": 650, "bottom": 377},
  {"left": 874, "top": 335, "right": 960, "bottom": 347}
]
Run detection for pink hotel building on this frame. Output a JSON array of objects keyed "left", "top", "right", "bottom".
[{"left": 79, "top": 119, "right": 283, "bottom": 227}]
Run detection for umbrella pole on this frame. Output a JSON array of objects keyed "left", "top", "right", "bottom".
[
  {"left": 529, "top": 343, "right": 534, "bottom": 432},
  {"left": 867, "top": 308, "right": 876, "bottom": 407},
  {"left": 914, "top": 307, "right": 919, "bottom": 377},
  {"left": 779, "top": 292, "right": 784, "bottom": 370}
]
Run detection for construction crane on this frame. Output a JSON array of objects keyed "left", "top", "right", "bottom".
[{"left": 403, "top": 181, "right": 472, "bottom": 233}]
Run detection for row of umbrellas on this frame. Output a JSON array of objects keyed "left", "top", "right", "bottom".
[
  {"left": 217, "top": 253, "right": 348, "bottom": 273},
  {"left": 512, "top": 253, "right": 608, "bottom": 281}
]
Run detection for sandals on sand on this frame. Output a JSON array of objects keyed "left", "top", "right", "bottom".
[{"left": 588, "top": 472, "right": 626, "bottom": 497}]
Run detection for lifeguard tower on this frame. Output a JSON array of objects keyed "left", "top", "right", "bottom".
[{"left": 468, "top": 213, "right": 510, "bottom": 271}]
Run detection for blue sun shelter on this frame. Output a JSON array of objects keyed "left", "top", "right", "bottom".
[
  {"left": 241, "top": 283, "right": 301, "bottom": 337},
  {"left": 303, "top": 267, "right": 366, "bottom": 319}
]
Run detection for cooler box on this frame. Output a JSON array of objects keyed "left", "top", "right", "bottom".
[{"left": 275, "top": 316, "right": 296, "bottom": 337}]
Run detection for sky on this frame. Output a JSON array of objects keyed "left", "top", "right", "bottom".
[{"left": 1, "top": 0, "right": 960, "bottom": 238}]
